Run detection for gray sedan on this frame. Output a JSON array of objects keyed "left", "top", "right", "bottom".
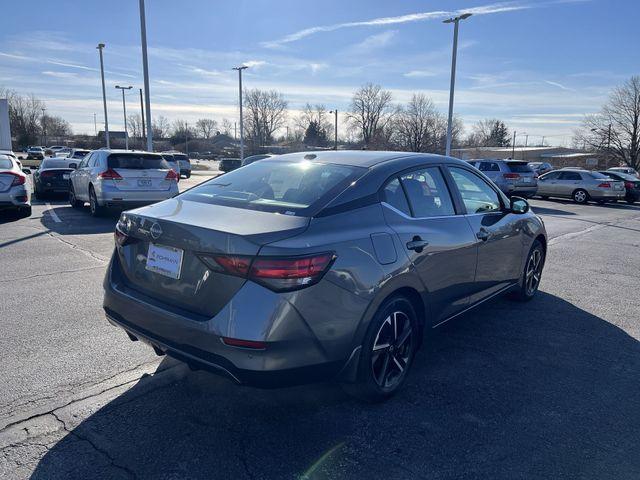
[
  {"left": 103, "top": 151, "right": 547, "bottom": 401},
  {"left": 0, "top": 154, "right": 31, "bottom": 218},
  {"left": 537, "top": 169, "right": 625, "bottom": 204}
]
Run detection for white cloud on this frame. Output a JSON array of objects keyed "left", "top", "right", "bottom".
[
  {"left": 243, "top": 60, "right": 267, "bottom": 69},
  {"left": 42, "top": 71, "right": 78, "bottom": 78},
  {"left": 404, "top": 70, "right": 439, "bottom": 78},
  {"left": 544, "top": 80, "right": 573, "bottom": 91},
  {"left": 348, "top": 30, "right": 398, "bottom": 53}
]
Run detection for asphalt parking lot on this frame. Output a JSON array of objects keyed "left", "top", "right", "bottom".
[{"left": 1, "top": 178, "right": 639, "bottom": 479}]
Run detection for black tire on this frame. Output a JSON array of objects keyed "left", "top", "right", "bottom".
[
  {"left": 69, "top": 184, "right": 83, "bottom": 208},
  {"left": 511, "top": 239, "right": 545, "bottom": 302},
  {"left": 186, "top": 172, "right": 191, "bottom": 179},
  {"left": 627, "top": 198, "right": 636, "bottom": 205},
  {"left": 572, "top": 189, "right": 589, "bottom": 204},
  {"left": 347, "top": 296, "right": 419, "bottom": 402},
  {"left": 596, "top": 199, "right": 606, "bottom": 205},
  {"left": 89, "top": 186, "right": 105, "bottom": 217},
  {"left": 17, "top": 206, "right": 32, "bottom": 219}
]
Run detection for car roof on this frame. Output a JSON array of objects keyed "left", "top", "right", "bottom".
[{"left": 268, "top": 150, "right": 464, "bottom": 168}]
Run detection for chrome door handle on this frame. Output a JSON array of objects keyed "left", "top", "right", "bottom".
[
  {"left": 406, "top": 237, "right": 429, "bottom": 252},
  {"left": 476, "top": 228, "right": 490, "bottom": 241}
]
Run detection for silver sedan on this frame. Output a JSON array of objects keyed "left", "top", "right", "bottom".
[
  {"left": 537, "top": 169, "right": 625, "bottom": 204},
  {"left": 0, "top": 154, "right": 31, "bottom": 218}
]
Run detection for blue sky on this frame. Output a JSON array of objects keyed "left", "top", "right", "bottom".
[{"left": 1, "top": 0, "right": 637, "bottom": 144}]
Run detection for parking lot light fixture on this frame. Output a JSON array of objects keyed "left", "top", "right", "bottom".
[
  {"left": 115, "top": 86, "right": 133, "bottom": 150},
  {"left": 139, "top": 0, "right": 153, "bottom": 152},
  {"left": 233, "top": 65, "right": 249, "bottom": 160},
  {"left": 443, "top": 13, "right": 472, "bottom": 157},
  {"left": 97, "top": 43, "right": 110, "bottom": 148}
]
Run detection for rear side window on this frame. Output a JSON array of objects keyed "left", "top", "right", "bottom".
[
  {"left": 0, "top": 158, "right": 13, "bottom": 169},
  {"left": 181, "top": 160, "right": 364, "bottom": 216},
  {"left": 383, "top": 178, "right": 411, "bottom": 215},
  {"left": 108, "top": 154, "right": 169, "bottom": 170},
  {"left": 449, "top": 167, "right": 502, "bottom": 214},
  {"left": 399, "top": 167, "right": 455, "bottom": 217},
  {"left": 506, "top": 162, "right": 534, "bottom": 173}
]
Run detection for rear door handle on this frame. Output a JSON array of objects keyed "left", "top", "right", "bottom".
[
  {"left": 406, "top": 237, "right": 429, "bottom": 252},
  {"left": 476, "top": 228, "right": 490, "bottom": 241}
]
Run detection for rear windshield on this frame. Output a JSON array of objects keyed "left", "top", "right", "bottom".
[
  {"left": 604, "top": 172, "right": 636, "bottom": 181},
  {"left": 41, "top": 159, "right": 75, "bottom": 169},
  {"left": 181, "top": 160, "right": 365, "bottom": 216},
  {"left": 173, "top": 154, "right": 189, "bottom": 162},
  {"left": 108, "top": 154, "right": 169, "bottom": 170},
  {"left": 0, "top": 158, "right": 13, "bottom": 169},
  {"left": 506, "top": 162, "right": 534, "bottom": 173},
  {"left": 71, "top": 150, "right": 89, "bottom": 159}
]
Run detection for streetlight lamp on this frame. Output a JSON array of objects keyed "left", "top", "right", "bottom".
[
  {"left": 443, "top": 12, "right": 472, "bottom": 157},
  {"left": 232, "top": 65, "right": 249, "bottom": 160},
  {"left": 329, "top": 109, "right": 338, "bottom": 150},
  {"left": 139, "top": 0, "right": 153, "bottom": 151},
  {"left": 96, "top": 43, "right": 109, "bottom": 148},
  {"left": 115, "top": 85, "right": 133, "bottom": 150}
]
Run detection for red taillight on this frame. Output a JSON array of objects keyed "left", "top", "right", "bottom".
[
  {"left": 221, "top": 337, "right": 267, "bottom": 350},
  {"left": 199, "top": 253, "right": 335, "bottom": 292},
  {"left": 10, "top": 173, "right": 26, "bottom": 186},
  {"left": 40, "top": 171, "right": 56, "bottom": 178},
  {"left": 625, "top": 181, "right": 634, "bottom": 189},
  {"left": 114, "top": 225, "right": 138, "bottom": 247},
  {"left": 503, "top": 173, "right": 520, "bottom": 179},
  {"left": 99, "top": 168, "right": 122, "bottom": 180},
  {"left": 165, "top": 169, "right": 179, "bottom": 181},
  {"left": 598, "top": 182, "right": 611, "bottom": 188}
]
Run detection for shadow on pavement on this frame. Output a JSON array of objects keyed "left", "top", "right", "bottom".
[
  {"left": 30, "top": 292, "right": 640, "bottom": 479},
  {"left": 530, "top": 205, "right": 576, "bottom": 216}
]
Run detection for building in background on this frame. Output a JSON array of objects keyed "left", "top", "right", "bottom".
[{"left": 451, "top": 146, "right": 608, "bottom": 169}]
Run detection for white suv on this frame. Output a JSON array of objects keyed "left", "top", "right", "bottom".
[{"left": 69, "top": 150, "right": 179, "bottom": 216}]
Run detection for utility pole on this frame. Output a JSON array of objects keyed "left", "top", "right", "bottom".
[
  {"left": 329, "top": 109, "right": 338, "bottom": 150},
  {"left": 41, "top": 107, "right": 47, "bottom": 146},
  {"left": 524, "top": 134, "right": 529, "bottom": 160},
  {"left": 185, "top": 122, "right": 189, "bottom": 156},
  {"left": 96, "top": 43, "right": 109, "bottom": 148},
  {"left": 443, "top": 13, "right": 472, "bottom": 157},
  {"left": 139, "top": 0, "right": 153, "bottom": 151},
  {"left": 511, "top": 131, "right": 516, "bottom": 158},
  {"left": 232, "top": 65, "right": 248, "bottom": 160},
  {"left": 93, "top": 113, "right": 97, "bottom": 136},
  {"left": 139, "top": 88, "right": 146, "bottom": 146},
  {"left": 115, "top": 85, "right": 133, "bottom": 150}
]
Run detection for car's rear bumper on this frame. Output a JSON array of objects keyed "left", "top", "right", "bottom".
[
  {"left": 103, "top": 255, "right": 346, "bottom": 388},
  {"left": 97, "top": 187, "right": 177, "bottom": 207},
  {"left": 0, "top": 186, "right": 30, "bottom": 208},
  {"left": 589, "top": 190, "right": 625, "bottom": 199}
]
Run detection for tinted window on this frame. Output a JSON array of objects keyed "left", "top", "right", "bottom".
[
  {"left": 559, "top": 171, "right": 582, "bottom": 181},
  {"left": 71, "top": 150, "right": 89, "bottom": 159},
  {"left": 449, "top": 167, "right": 501, "bottom": 214},
  {"left": 506, "top": 162, "right": 534, "bottom": 173},
  {"left": 108, "top": 154, "right": 169, "bottom": 170},
  {"left": 479, "top": 162, "right": 500, "bottom": 172},
  {"left": 541, "top": 171, "right": 560, "bottom": 180},
  {"left": 0, "top": 158, "right": 13, "bottom": 169},
  {"left": 41, "top": 159, "right": 74, "bottom": 169},
  {"left": 400, "top": 168, "right": 455, "bottom": 217},
  {"left": 383, "top": 178, "right": 411, "bottom": 216},
  {"left": 182, "top": 160, "right": 364, "bottom": 216},
  {"left": 173, "top": 154, "right": 189, "bottom": 162}
]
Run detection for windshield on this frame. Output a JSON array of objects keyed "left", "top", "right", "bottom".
[
  {"left": 108, "top": 153, "right": 170, "bottom": 170},
  {"left": 71, "top": 151, "right": 89, "bottom": 159},
  {"left": 181, "top": 160, "right": 365, "bottom": 216},
  {"left": 0, "top": 158, "right": 13, "bottom": 169},
  {"left": 173, "top": 154, "right": 188, "bottom": 162}
]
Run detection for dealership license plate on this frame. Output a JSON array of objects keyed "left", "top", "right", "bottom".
[
  {"left": 138, "top": 178, "right": 152, "bottom": 187},
  {"left": 145, "top": 243, "right": 183, "bottom": 279}
]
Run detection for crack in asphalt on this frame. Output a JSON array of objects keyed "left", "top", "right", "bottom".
[{"left": 0, "top": 265, "right": 104, "bottom": 284}]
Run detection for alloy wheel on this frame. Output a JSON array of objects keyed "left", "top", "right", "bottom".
[
  {"left": 574, "top": 190, "right": 587, "bottom": 203},
  {"left": 525, "top": 249, "right": 543, "bottom": 296},
  {"left": 371, "top": 311, "right": 413, "bottom": 389}
]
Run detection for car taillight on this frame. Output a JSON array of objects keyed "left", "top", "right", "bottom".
[
  {"left": 10, "top": 173, "right": 26, "bottom": 186},
  {"left": 99, "top": 168, "right": 123, "bottom": 180},
  {"left": 597, "top": 182, "right": 611, "bottom": 188},
  {"left": 165, "top": 169, "right": 179, "bottom": 181},
  {"left": 221, "top": 337, "right": 267, "bottom": 350},
  {"left": 40, "top": 171, "right": 56, "bottom": 178},
  {"left": 199, "top": 253, "right": 335, "bottom": 292},
  {"left": 114, "top": 224, "right": 138, "bottom": 247},
  {"left": 503, "top": 173, "right": 520, "bottom": 179},
  {"left": 624, "top": 181, "right": 634, "bottom": 189}
]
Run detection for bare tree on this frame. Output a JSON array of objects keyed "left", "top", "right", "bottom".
[
  {"left": 243, "top": 89, "right": 288, "bottom": 145},
  {"left": 171, "top": 119, "right": 195, "bottom": 144},
  {"left": 195, "top": 118, "right": 218, "bottom": 139},
  {"left": 151, "top": 115, "right": 171, "bottom": 139},
  {"left": 127, "top": 114, "right": 143, "bottom": 140},
  {"left": 43, "top": 115, "right": 72, "bottom": 137},
  {"left": 221, "top": 118, "right": 234, "bottom": 137},
  {"left": 466, "top": 119, "right": 511, "bottom": 147},
  {"left": 575, "top": 76, "right": 640, "bottom": 170},
  {"left": 394, "top": 94, "right": 444, "bottom": 152},
  {"left": 0, "top": 87, "right": 45, "bottom": 147},
  {"left": 347, "top": 83, "right": 394, "bottom": 147}
]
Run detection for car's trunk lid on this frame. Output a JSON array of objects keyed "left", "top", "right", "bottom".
[
  {"left": 116, "top": 199, "right": 309, "bottom": 317},
  {"left": 109, "top": 168, "right": 172, "bottom": 191}
]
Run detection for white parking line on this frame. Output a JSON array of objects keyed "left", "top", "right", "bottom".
[{"left": 45, "top": 203, "right": 62, "bottom": 223}]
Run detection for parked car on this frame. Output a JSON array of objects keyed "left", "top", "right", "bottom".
[
  {"left": 67, "top": 149, "right": 91, "bottom": 161},
  {"left": 241, "top": 153, "right": 276, "bottom": 167},
  {"left": 468, "top": 159, "right": 538, "bottom": 197},
  {"left": 32, "top": 158, "right": 79, "bottom": 199},
  {"left": 172, "top": 152, "right": 191, "bottom": 178},
  {"left": 25, "top": 147, "right": 45, "bottom": 161},
  {"left": 537, "top": 169, "right": 625, "bottom": 204},
  {"left": 218, "top": 157, "right": 241, "bottom": 172},
  {"left": 160, "top": 152, "right": 181, "bottom": 181},
  {"left": 598, "top": 170, "right": 640, "bottom": 204},
  {"left": 607, "top": 166, "right": 639, "bottom": 178},
  {"left": 528, "top": 161, "right": 553, "bottom": 176},
  {"left": 0, "top": 154, "right": 31, "bottom": 218},
  {"left": 103, "top": 151, "right": 547, "bottom": 401},
  {"left": 69, "top": 150, "right": 179, "bottom": 216}
]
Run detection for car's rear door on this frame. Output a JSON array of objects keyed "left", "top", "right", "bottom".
[
  {"left": 556, "top": 171, "right": 582, "bottom": 196},
  {"left": 445, "top": 165, "right": 524, "bottom": 302},
  {"left": 381, "top": 165, "right": 477, "bottom": 324},
  {"left": 537, "top": 170, "right": 560, "bottom": 196}
]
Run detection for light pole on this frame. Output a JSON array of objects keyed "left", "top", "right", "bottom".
[
  {"left": 41, "top": 107, "right": 46, "bottom": 147},
  {"left": 115, "top": 85, "right": 133, "bottom": 150},
  {"left": 443, "top": 13, "right": 472, "bottom": 157},
  {"left": 185, "top": 122, "right": 189, "bottom": 156},
  {"left": 511, "top": 130, "right": 516, "bottom": 158},
  {"left": 93, "top": 113, "right": 97, "bottom": 136},
  {"left": 329, "top": 109, "right": 338, "bottom": 150},
  {"left": 96, "top": 43, "right": 110, "bottom": 148},
  {"left": 233, "top": 65, "right": 248, "bottom": 160},
  {"left": 139, "top": 0, "right": 153, "bottom": 151},
  {"left": 139, "top": 88, "right": 146, "bottom": 146}
]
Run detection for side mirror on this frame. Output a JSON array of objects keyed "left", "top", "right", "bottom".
[{"left": 510, "top": 196, "right": 529, "bottom": 214}]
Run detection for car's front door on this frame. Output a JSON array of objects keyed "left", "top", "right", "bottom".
[
  {"left": 72, "top": 153, "right": 93, "bottom": 200},
  {"left": 446, "top": 166, "right": 524, "bottom": 303},
  {"left": 381, "top": 165, "right": 477, "bottom": 324},
  {"left": 537, "top": 170, "right": 560, "bottom": 196}
]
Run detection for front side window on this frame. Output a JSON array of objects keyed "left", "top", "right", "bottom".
[
  {"left": 399, "top": 167, "right": 455, "bottom": 217},
  {"left": 559, "top": 171, "right": 582, "bottom": 181},
  {"left": 449, "top": 167, "right": 502, "bottom": 214},
  {"left": 181, "top": 160, "right": 364, "bottom": 216},
  {"left": 541, "top": 171, "right": 560, "bottom": 180}
]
